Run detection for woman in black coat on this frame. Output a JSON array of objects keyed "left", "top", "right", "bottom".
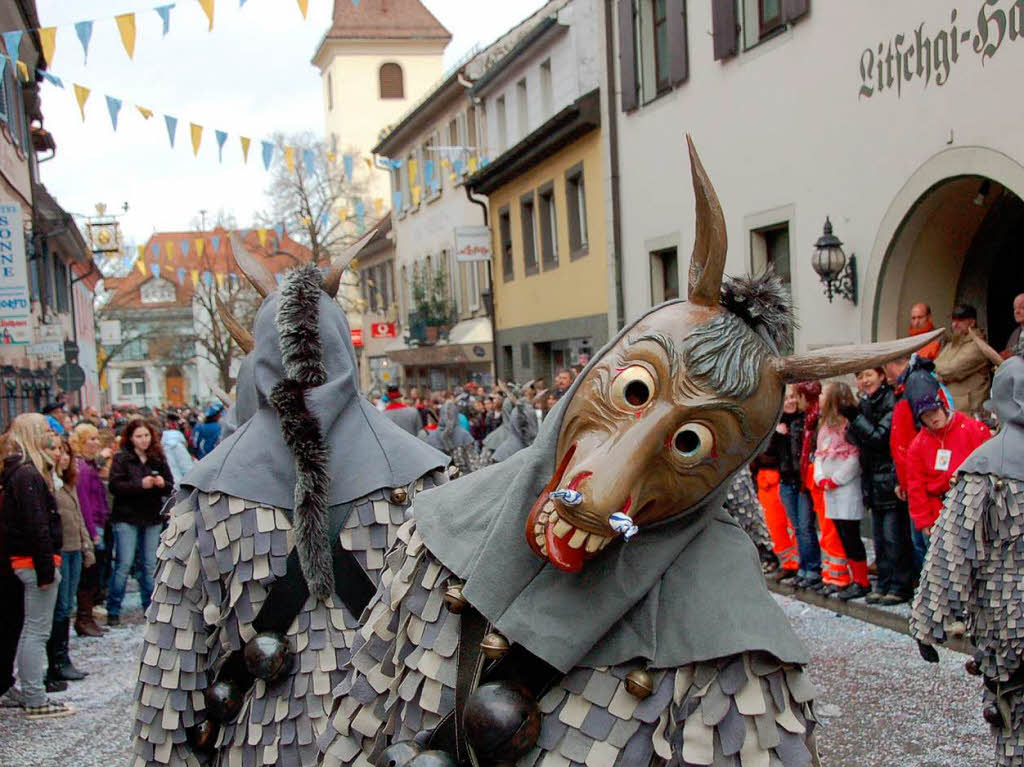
[
  {"left": 105, "top": 418, "right": 173, "bottom": 625},
  {"left": 844, "top": 368, "right": 915, "bottom": 604}
]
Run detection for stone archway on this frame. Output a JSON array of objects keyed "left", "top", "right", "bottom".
[{"left": 864, "top": 146, "right": 1024, "bottom": 346}]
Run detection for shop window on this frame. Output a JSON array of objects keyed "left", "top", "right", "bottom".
[
  {"left": 379, "top": 63, "right": 404, "bottom": 99},
  {"left": 650, "top": 247, "right": 679, "bottom": 304},
  {"left": 538, "top": 183, "right": 558, "bottom": 270},
  {"left": 520, "top": 193, "right": 539, "bottom": 276},
  {"left": 499, "top": 206, "right": 514, "bottom": 282},
  {"left": 565, "top": 163, "right": 589, "bottom": 258}
]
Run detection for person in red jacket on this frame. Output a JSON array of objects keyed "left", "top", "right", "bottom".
[{"left": 906, "top": 392, "right": 990, "bottom": 539}]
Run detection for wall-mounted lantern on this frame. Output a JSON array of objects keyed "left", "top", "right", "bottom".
[{"left": 811, "top": 217, "right": 857, "bottom": 304}]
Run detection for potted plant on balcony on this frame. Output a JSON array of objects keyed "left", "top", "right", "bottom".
[{"left": 410, "top": 262, "right": 454, "bottom": 345}]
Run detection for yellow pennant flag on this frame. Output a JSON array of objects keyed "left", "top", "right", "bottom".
[
  {"left": 136, "top": 247, "right": 147, "bottom": 275},
  {"left": 240, "top": 136, "right": 251, "bottom": 163},
  {"left": 165, "top": 241, "right": 176, "bottom": 260},
  {"left": 327, "top": 152, "right": 336, "bottom": 164},
  {"left": 284, "top": 147, "right": 295, "bottom": 173},
  {"left": 411, "top": 186, "right": 422, "bottom": 206},
  {"left": 215, "top": 272, "right": 225, "bottom": 289},
  {"left": 115, "top": 13, "right": 136, "bottom": 59},
  {"left": 38, "top": 27, "right": 56, "bottom": 66},
  {"left": 73, "top": 84, "right": 90, "bottom": 121},
  {"left": 190, "top": 269, "right": 199, "bottom": 286},
  {"left": 198, "top": 0, "right": 215, "bottom": 31},
  {"left": 468, "top": 156, "right": 479, "bottom": 173},
  {"left": 195, "top": 239, "right": 206, "bottom": 257},
  {"left": 190, "top": 123, "right": 203, "bottom": 156},
  {"left": 407, "top": 160, "right": 418, "bottom": 185},
  {"left": 136, "top": 105, "right": 153, "bottom": 119},
  {"left": 373, "top": 198, "right": 383, "bottom": 215},
  {"left": 364, "top": 157, "right": 372, "bottom": 171},
  {"left": 296, "top": 0, "right": 309, "bottom": 18},
  {"left": 337, "top": 208, "right": 347, "bottom": 223},
  {"left": 16, "top": 61, "right": 28, "bottom": 82},
  {"left": 257, "top": 228, "right": 268, "bottom": 247}
]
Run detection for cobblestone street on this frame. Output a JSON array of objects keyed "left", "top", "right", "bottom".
[{"left": 0, "top": 593, "right": 991, "bottom": 767}]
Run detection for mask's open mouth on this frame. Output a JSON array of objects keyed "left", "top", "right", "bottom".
[{"left": 525, "top": 445, "right": 620, "bottom": 572}]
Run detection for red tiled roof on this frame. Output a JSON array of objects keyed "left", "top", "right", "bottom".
[
  {"left": 104, "top": 228, "right": 315, "bottom": 311},
  {"left": 324, "top": 0, "right": 451, "bottom": 41}
]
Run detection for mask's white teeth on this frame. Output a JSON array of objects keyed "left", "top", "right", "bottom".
[
  {"left": 585, "top": 534, "right": 608, "bottom": 553},
  {"left": 567, "top": 528, "right": 588, "bottom": 549},
  {"left": 598, "top": 537, "right": 612, "bottom": 550},
  {"left": 552, "top": 519, "right": 572, "bottom": 538}
]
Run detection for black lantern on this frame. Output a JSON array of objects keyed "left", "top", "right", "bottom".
[{"left": 811, "top": 217, "right": 857, "bottom": 304}]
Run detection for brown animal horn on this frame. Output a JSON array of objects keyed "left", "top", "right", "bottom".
[
  {"left": 217, "top": 295, "right": 254, "bottom": 354},
  {"left": 230, "top": 234, "right": 276, "bottom": 299},
  {"left": 323, "top": 224, "right": 381, "bottom": 298},
  {"left": 686, "top": 135, "right": 727, "bottom": 306},
  {"left": 771, "top": 328, "right": 945, "bottom": 383}
]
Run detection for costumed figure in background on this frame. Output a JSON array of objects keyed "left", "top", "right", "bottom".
[
  {"left": 723, "top": 470, "right": 778, "bottom": 573},
  {"left": 480, "top": 381, "right": 540, "bottom": 465},
  {"left": 911, "top": 342, "right": 1024, "bottom": 767},
  {"left": 130, "top": 243, "right": 449, "bottom": 767},
  {"left": 423, "top": 400, "right": 481, "bottom": 478},
  {"left": 317, "top": 139, "right": 942, "bottom": 767}
]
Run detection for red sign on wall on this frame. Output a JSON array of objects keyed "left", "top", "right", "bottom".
[
  {"left": 351, "top": 328, "right": 363, "bottom": 348},
  {"left": 370, "top": 322, "right": 397, "bottom": 339}
]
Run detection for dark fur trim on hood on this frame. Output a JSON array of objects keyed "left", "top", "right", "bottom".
[
  {"left": 720, "top": 270, "right": 797, "bottom": 353},
  {"left": 276, "top": 264, "right": 327, "bottom": 387}
]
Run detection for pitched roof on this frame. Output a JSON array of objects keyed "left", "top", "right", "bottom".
[
  {"left": 323, "top": 0, "right": 451, "bottom": 41},
  {"left": 103, "top": 228, "right": 314, "bottom": 312}
]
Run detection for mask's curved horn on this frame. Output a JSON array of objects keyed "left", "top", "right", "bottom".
[
  {"left": 772, "top": 327, "right": 945, "bottom": 383},
  {"left": 230, "top": 234, "right": 276, "bottom": 299},
  {"left": 217, "top": 294, "right": 254, "bottom": 354},
  {"left": 686, "top": 135, "right": 727, "bottom": 306},
  {"left": 323, "top": 224, "right": 380, "bottom": 298}
]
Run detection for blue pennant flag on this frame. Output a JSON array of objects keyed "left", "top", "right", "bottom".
[
  {"left": 181, "top": 239, "right": 189, "bottom": 258},
  {"left": 424, "top": 160, "right": 434, "bottom": 184},
  {"left": 240, "top": 0, "right": 248, "bottom": 6},
  {"left": 274, "top": 223, "right": 284, "bottom": 241},
  {"left": 342, "top": 154, "right": 354, "bottom": 180},
  {"left": 211, "top": 235, "right": 221, "bottom": 252},
  {"left": 176, "top": 267, "right": 186, "bottom": 285},
  {"left": 215, "top": 130, "right": 228, "bottom": 162},
  {"left": 152, "top": 263, "right": 161, "bottom": 279},
  {"left": 261, "top": 140, "right": 274, "bottom": 170},
  {"left": 320, "top": 212, "right": 329, "bottom": 228},
  {"left": 355, "top": 200, "right": 365, "bottom": 231},
  {"left": 74, "top": 20, "right": 93, "bottom": 63},
  {"left": 352, "top": 0, "right": 360, "bottom": 6},
  {"left": 2, "top": 31, "right": 23, "bottom": 66},
  {"left": 302, "top": 149, "right": 315, "bottom": 176},
  {"left": 105, "top": 96, "right": 122, "bottom": 131},
  {"left": 150, "top": 243, "right": 160, "bottom": 258},
  {"left": 40, "top": 70, "right": 63, "bottom": 88},
  {"left": 480, "top": 156, "right": 490, "bottom": 168},
  {"left": 202, "top": 271, "right": 213, "bottom": 287},
  {"left": 164, "top": 115, "right": 177, "bottom": 147},
  {"left": 392, "top": 190, "right": 402, "bottom": 211},
  {"left": 155, "top": 4, "right": 175, "bottom": 36},
  {"left": 453, "top": 159, "right": 464, "bottom": 176}
]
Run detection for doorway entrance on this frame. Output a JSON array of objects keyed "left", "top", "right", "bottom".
[{"left": 165, "top": 366, "right": 185, "bottom": 407}]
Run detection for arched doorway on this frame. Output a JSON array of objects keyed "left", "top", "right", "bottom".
[
  {"left": 165, "top": 366, "right": 185, "bottom": 407},
  {"left": 868, "top": 148, "right": 1024, "bottom": 349}
]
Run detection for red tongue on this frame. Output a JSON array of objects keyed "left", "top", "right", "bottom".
[{"left": 545, "top": 522, "right": 586, "bottom": 573}]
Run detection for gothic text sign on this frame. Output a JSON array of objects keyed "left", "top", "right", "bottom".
[{"left": 0, "top": 202, "right": 31, "bottom": 344}]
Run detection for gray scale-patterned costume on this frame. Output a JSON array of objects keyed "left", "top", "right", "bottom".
[
  {"left": 910, "top": 473, "right": 1024, "bottom": 766},
  {"left": 132, "top": 473, "right": 446, "bottom": 767},
  {"left": 319, "top": 522, "right": 820, "bottom": 767},
  {"left": 723, "top": 472, "right": 774, "bottom": 563}
]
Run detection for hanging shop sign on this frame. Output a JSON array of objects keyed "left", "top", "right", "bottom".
[
  {"left": 0, "top": 202, "right": 31, "bottom": 344},
  {"left": 351, "top": 328, "right": 364, "bottom": 348},
  {"left": 454, "top": 226, "right": 492, "bottom": 263},
  {"left": 370, "top": 322, "right": 397, "bottom": 339}
]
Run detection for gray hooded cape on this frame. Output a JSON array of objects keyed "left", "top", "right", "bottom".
[
  {"left": 414, "top": 300, "right": 807, "bottom": 674},
  {"left": 963, "top": 354, "right": 1024, "bottom": 482}
]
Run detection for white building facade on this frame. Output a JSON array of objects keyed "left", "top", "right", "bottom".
[{"left": 608, "top": 0, "right": 1024, "bottom": 351}]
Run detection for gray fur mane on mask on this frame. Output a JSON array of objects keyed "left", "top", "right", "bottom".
[{"left": 267, "top": 264, "right": 334, "bottom": 600}]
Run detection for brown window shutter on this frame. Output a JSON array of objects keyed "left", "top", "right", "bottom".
[
  {"left": 618, "top": 0, "right": 638, "bottom": 111},
  {"left": 667, "top": 0, "right": 688, "bottom": 85},
  {"left": 379, "top": 63, "right": 404, "bottom": 99},
  {"left": 711, "top": 0, "right": 738, "bottom": 60},
  {"left": 784, "top": 0, "right": 809, "bottom": 23}
]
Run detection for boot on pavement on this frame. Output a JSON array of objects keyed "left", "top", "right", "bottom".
[
  {"left": 74, "top": 590, "right": 106, "bottom": 637},
  {"left": 50, "top": 619, "right": 87, "bottom": 681}
]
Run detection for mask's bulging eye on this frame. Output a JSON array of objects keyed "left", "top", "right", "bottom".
[
  {"left": 672, "top": 423, "right": 714, "bottom": 462},
  {"left": 611, "top": 366, "right": 656, "bottom": 410}
]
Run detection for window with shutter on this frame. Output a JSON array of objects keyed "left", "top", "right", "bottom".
[
  {"left": 667, "top": 0, "right": 689, "bottom": 85},
  {"left": 379, "top": 63, "right": 404, "bottom": 99},
  {"left": 499, "top": 206, "right": 514, "bottom": 282},
  {"left": 742, "top": 0, "right": 809, "bottom": 49},
  {"left": 711, "top": 0, "right": 738, "bottom": 60},
  {"left": 521, "top": 193, "right": 539, "bottom": 276},
  {"left": 618, "top": 0, "right": 639, "bottom": 111}
]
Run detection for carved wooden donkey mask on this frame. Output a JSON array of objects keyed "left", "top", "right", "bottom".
[{"left": 526, "top": 137, "right": 943, "bottom": 572}]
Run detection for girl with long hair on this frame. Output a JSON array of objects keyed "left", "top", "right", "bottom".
[
  {"left": 69, "top": 422, "right": 110, "bottom": 637},
  {"left": 2, "top": 413, "right": 73, "bottom": 718},
  {"left": 814, "top": 382, "right": 870, "bottom": 600},
  {"left": 106, "top": 419, "right": 173, "bottom": 626}
]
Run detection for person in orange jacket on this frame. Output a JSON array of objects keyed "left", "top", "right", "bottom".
[{"left": 909, "top": 303, "right": 941, "bottom": 360}]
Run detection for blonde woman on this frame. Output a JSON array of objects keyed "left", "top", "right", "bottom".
[
  {"left": 69, "top": 423, "right": 110, "bottom": 637},
  {"left": 2, "top": 413, "right": 73, "bottom": 718}
]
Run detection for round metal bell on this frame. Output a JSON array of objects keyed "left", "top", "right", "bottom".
[
  {"left": 625, "top": 669, "right": 654, "bottom": 700},
  {"left": 480, "top": 631, "right": 511, "bottom": 660},
  {"left": 406, "top": 751, "right": 458, "bottom": 767},
  {"left": 187, "top": 718, "right": 219, "bottom": 753},
  {"left": 204, "top": 678, "right": 246, "bottom": 723},
  {"left": 443, "top": 584, "right": 468, "bottom": 614},
  {"left": 391, "top": 487, "right": 409, "bottom": 505},
  {"left": 463, "top": 681, "right": 541, "bottom": 763},
  {"left": 965, "top": 658, "right": 982, "bottom": 677},
  {"left": 947, "top": 620, "right": 967, "bottom": 638},
  {"left": 243, "top": 632, "right": 293, "bottom": 684},
  {"left": 983, "top": 704, "right": 1003, "bottom": 727},
  {"left": 376, "top": 740, "right": 422, "bottom": 767},
  {"left": 448, "top": 465, "right": 461, "bottom": 479},
  {"left": 995, "top": 479, "right": 1005, "bottom": 491}
]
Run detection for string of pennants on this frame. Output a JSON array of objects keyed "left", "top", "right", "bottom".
[{"left": 0, "top": 0, "right": 365, "bottom": 68}]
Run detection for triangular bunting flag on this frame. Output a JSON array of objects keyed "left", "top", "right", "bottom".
[
  {"left": 73, "top": 84, "right": 90, "bottom": 121},
  {"left": 165, "top": 241, "right": 176, "bottom": 259},
  {"left": 2, "top": 31, "right": 23, "bottom": 67},
  {"left": 190, "top": 123, "right": 203, "bottom": 156},
  {"left": 137, "top": 105, "right": 153, "bottom": 119},
  {"left": 202, "top": 270, "right": 213, "bottom": 287},
  {"left": 240, "top": 0, "right": 248, "bottom": 6},
  {"left": 302, "top": 148, "right": 315, "bottom": 175},
  {"left": 136, "top": 248, "right": 147, "bottom": 274},
  {"left": 215, "top": 272, "right": 225, "bottom": 289},
  {"left": 195, "top": 239, "right": 206, "bottom": 257},
  {"left": 240, "top": 136, "right": 251, "bottom": 163},
  {"left": 74, "top": 20, "right": 93, "bottom": 63},
  {"left": 190, "top": 269, "right": 199, "bottom": 285},
  {"left": 284, "top": 146, "right": 295, "bottom": 173},
  {"left": 392, "top": 191, "right": 402, "bottom": 211},
  {"left": 411, "top": 186, "right": 421, "bottom": 206},
  {"left": 198, "top": 0, "right": 215, "bottom": 31},
  {"left": 176, "top": 267, "right": 186, "bottom": 285},
  {"left": 215, "top": 130, "right": 228, "bottom": 162},
  {"left": 261, "top": 140, "right": 273, "bottom": 170},
  {"left": 257, "top": 228, "right": 267, "bottom": 247},
  {"left": 41, "top": 70, "right": 63, "bottom": 88},
  {"left": 155, "top": 5, "right": 174, "bottom": 37},
  {"left": 15, "top": 61, "right": 27, "bottom": 82},
  {"left": 353, "top": 0, "right": 360, "bottom": 7},
  {"left": 151, "top": 243, "right": 160, "bottom": 258},
  {"left": 274, "top": 223, "right": 284, "bottom": 241},
  {"left": 342, "top": 154, "right": 354, "bottom": 181},
  {"left": 38, "top": 28, "right": 56, "bottom": 66},
  {"left": 211, "top": 235, "right": 221, "bottom": 252},
  {"left": 164, "top": 115, "right": 178, "bottom": 147},
  {"left": 297, "top": 0, "right": 309, "bottom": 18},
  {"left": 374, "top": 198, "right": 383, "bottom": 215},
  {"left": 337, "top": 207, "right": 348, "bottom": 223},
  {"left": 105, "top": 95, "right": 122, "bottom": 130},
  {"left": 181, "top": 239, "right": 190, "bottom": 258},
  {"left": 468, "top": 156, "right": 479, "bottom": 173},
  {"left": 151, "top": 263, "right": 161, "bottom": 279},
  {"left": 115, "top": 13, "right": 136, "bottom": 59}
]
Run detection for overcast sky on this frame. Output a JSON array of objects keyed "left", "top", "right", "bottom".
[{"left": 34, "top": 0, "right": 546, "bottom": 250}]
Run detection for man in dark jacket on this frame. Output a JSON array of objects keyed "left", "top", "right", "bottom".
[{"left": 844, "top": 368, "right": 915, "bottom": 604}]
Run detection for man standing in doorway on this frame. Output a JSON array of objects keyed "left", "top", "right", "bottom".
[
  {"left": 934, "top": 304, "right": 992, "bottom": 414},
  {"left": 908, "top": 303, "right": 941, "bottom": 359},
  {"left": 1002, "top": 293, "right": 1024, "bottom": 358}
]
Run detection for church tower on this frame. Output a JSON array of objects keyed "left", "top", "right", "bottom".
[{"left": 313, "top": 0, "right": 451, "bottom": 206}]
